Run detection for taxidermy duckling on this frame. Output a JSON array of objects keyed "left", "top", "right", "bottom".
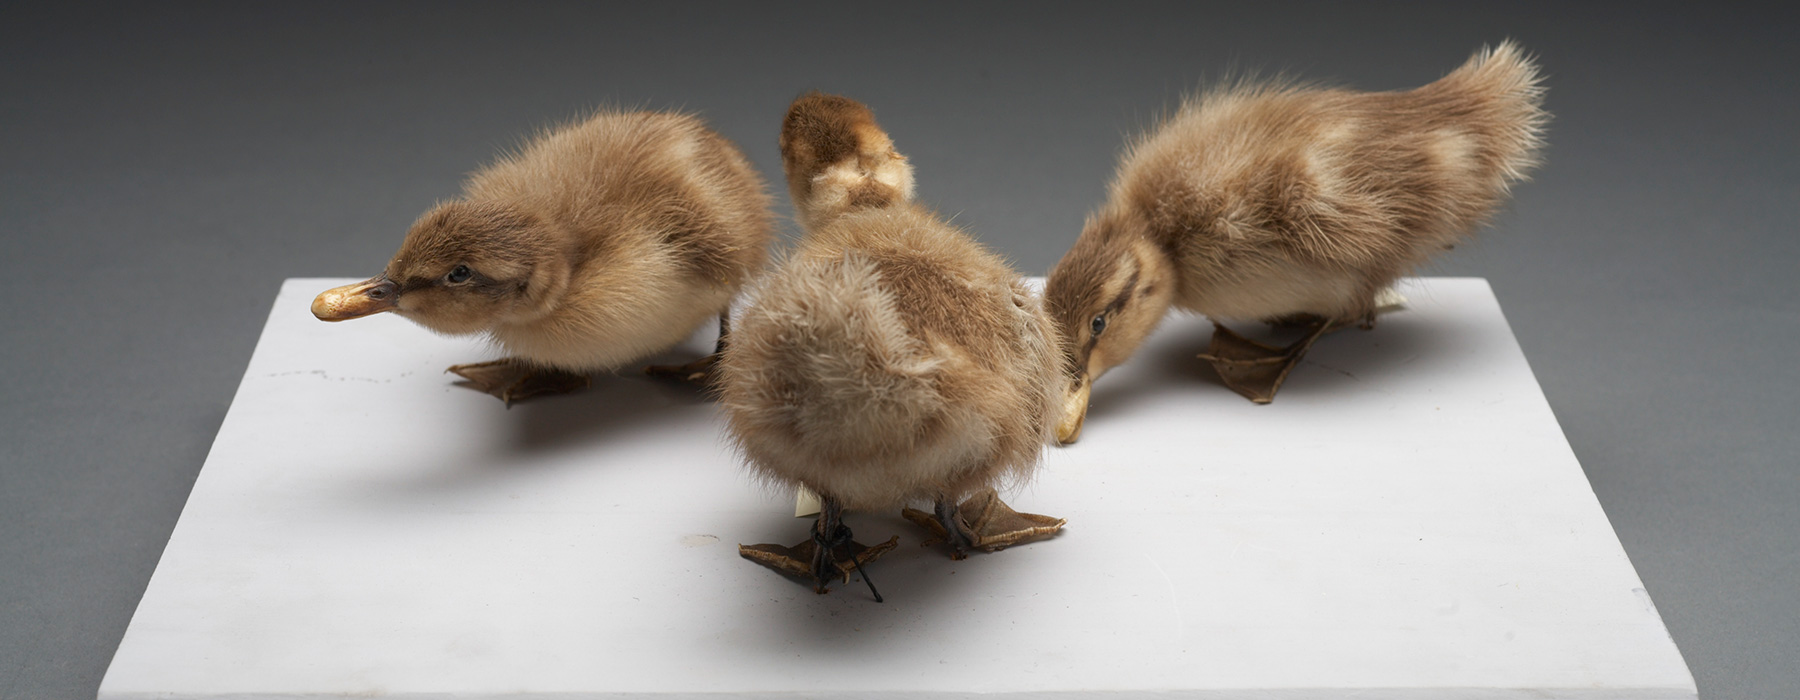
[
  {"left": 722, "top": 94, "right": 1065, "bottom": 598},
  {"left": 1047, "top": 41, "right": 1548, "bottom": 441},
  {"left": 311, "top": 110, "right": 774, "bottom": 403}
]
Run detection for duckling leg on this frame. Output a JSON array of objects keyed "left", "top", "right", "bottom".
[
  {"left": 902, "top": 488, "right": 1066, "bottom": 559},
  {"left": 446, "top": 359, "right": 589, "bottom": 406},
  {"left": 739, "top": 497, "right": 898, "bottom": 600},
  {"left": 1196, "top": 320, "right": 1331, "bottom": 404},
  {"left": 643, "top": 313, "right": 729, "bottom": 384}
]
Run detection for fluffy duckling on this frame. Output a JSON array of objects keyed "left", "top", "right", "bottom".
[
  {"left": 722, "top": 94, "right": 1065, "bottom": 598},
  {"left": 311, "top": 110, "right": 774, "bottom": 403},
  {"left": 1047, "top": 42, "right": 1548, "bottom": 441}
]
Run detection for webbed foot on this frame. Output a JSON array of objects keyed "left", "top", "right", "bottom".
[
  {"left": 1196, "top": 321, "right": 1331, "bottom": 404},
  {"left": 644, "top": 313, "right": 729, "bottom": 385},
  {"left": 643, "top": 353, "right": 720, "bottom": 384},
  {"left": 739, "top": 536, "right": 899, "bottom": 594},
  {"left": 740, "top": 496, "right": 894, "bottom": 600},
  {"left": 902, "top": 489, "right": 1065, "bottom": 559},
  {"left": 446, "top": 359, "right": 589, "bottom": 406}
]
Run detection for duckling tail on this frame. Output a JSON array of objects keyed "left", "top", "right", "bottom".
[
  {"left": 1421, "top": 40, "right": 1551, "bottom": 185},
  {"left": 721, "top": 253, "right": 944, "bottom": 462},
  {"left": 778, "top": 92, "right": 916, "bottom": 230}
]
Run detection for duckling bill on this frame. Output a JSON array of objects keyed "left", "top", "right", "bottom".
[
  {"left": 1046, "top": 42, "right": 1548, "bottom": 441},
  {"left": 720, "top": 94, "right": 1065, "bottom": 597},
  {"left": 313, "top": 110, "right": 773, "bottom": 403}
]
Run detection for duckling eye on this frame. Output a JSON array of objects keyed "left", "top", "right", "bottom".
[
  {"left": 446, "top": 265, "right": 472, "bottom": 284},
  {"left": 1091, "top": 313, "right": 1108, "bottom": 337}
]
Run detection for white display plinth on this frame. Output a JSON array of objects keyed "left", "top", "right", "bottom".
[{"left": 100, "top": 278, "right": 1694, "bottom": 699}]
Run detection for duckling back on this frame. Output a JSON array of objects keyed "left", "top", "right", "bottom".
[
  {"left": 466, "top": 111, "right": 773, "bottom": 371},
  {"left": 719, "top": 94, "right": 1060, "bottom": 511},
  {"left": 1114, "top": 41, "right": 1547, "bottom": 319}
]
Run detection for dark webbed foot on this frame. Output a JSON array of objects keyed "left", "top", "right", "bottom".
[
  {"left": 740, "top": 497, "right": 895, "bottom": 600},
  {"left": 1265, "top": 312, "right": 1331, "bottom": 330},
  {"left": 446, "top": 359, "right": 589, "bottom": 405},
  {"left": 738, "top": 537, "right": 898, "bottom": 592},
  {"left": 643, "top": 313, "right": 729, "bottom": 385},
  {"left": 1196, "top": 321, "right": 1332, "bottom": 404},
  {"left": 642, "top": 353, "right": 721, "bottom": 384},
  {"left": 903, "top": 489, "right": 1066, "bottom": 558}
]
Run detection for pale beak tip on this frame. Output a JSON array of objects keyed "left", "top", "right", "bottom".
[
  {"left": 311, "top": 277, "right": 397, "bottom": 322},
  {"left": 1054, "top": 382, "right": 1091, "bottom": 446},
  {"left": 309, "top": 294, "right": 340, "bottom": 321},
  {"left": 1055, "top": 421, "right": 1083, "bottom": 445}
]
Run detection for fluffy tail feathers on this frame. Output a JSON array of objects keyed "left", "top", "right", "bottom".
[
  {"left": 721, "top": 253, "right": 943, "bottom": 460},
  {"left": 779, "top": 93, "right": 916, "bottom": 230},
  {"left": 1428, "top": 40, "right": 1550, "bottom": 184}
]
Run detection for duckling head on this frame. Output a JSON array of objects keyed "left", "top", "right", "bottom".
[
  {"left": 1044, "top": 212, "right": 1176, "bottom": 444},
  {"left": 311, "top": 201, "right": 572, "bottom": 336}
]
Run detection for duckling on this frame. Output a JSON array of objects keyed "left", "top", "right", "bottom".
[
  {"left": 1047, "top": 42, "right": 1548, "bottom": 442},
  {"left": 310, "top": 110, "right": 773, "bottom": 403},
  {"left": 722, "top": 94, "right": 1065, "bottom": 598}
]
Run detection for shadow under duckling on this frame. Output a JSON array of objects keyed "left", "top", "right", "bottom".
[
  {"left": 720, "top": 94, "right": 1065, "bottom": 599},
  {"left": 1047, "top": 42, "right": 1548, "bottom": 442},
  {"left": 312, "top": 110, "right": 773, "bottom": 404}
]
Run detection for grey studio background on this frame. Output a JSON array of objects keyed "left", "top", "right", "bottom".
[{"left": 2, "top": 2, "right": 1795, "bottom": 698}]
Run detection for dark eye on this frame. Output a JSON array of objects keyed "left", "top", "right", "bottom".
[
  {"left": 446, "top": 265, "right": 472, "bottom": 284},
  {"left": 1091, "top": 313, "right": 1107, "bottom": 336}
]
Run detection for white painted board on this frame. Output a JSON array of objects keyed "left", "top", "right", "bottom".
[{"left": 100, "top": 278, "right": 1694, "bottom": 699}]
